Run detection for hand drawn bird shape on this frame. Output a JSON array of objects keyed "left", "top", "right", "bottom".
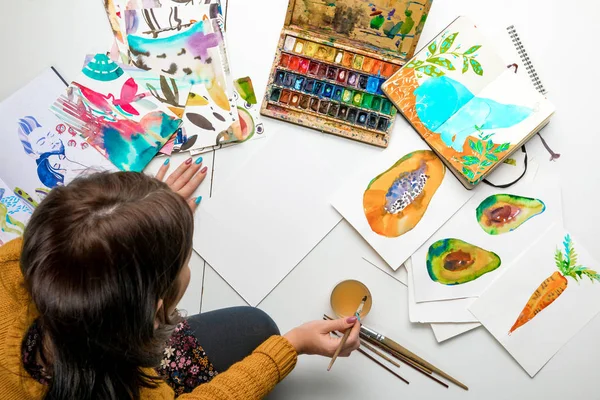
[
  {"left": 105, "top": 78, "right": 148, "bottom": 116},
  {"left": 414, "top": 76, "right": 533, "bottom": 152}
]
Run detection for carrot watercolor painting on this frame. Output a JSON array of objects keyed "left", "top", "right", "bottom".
[
  {"left": 470, "top": 227, "right": 600, "bottom": 377},
  {"left": 509, "top": 235, "right": 600, "bottom": 334}
]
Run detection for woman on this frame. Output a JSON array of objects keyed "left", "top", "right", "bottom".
[{"left": 0, "top": 157, "right": 360, "bottom": 399}]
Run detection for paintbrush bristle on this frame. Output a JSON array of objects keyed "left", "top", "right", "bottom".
[{"left": 362, "top": 296, "right": 368, "bottom": 302}]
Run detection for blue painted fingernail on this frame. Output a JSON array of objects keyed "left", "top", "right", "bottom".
[
  {"left": 195, "top": 157, "right": 203, "bottom": 165},
  {"left": 195, "top": 196, "right": 202, "bottom": 205},
  {"left": 164, "top": 158, "right": 170, "bottom": 166}
]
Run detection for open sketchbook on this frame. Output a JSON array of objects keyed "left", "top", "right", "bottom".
[{"left": 382, "top": 16, "right": 555, "bottom": 189}]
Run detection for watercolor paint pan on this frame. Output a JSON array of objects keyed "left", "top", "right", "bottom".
[{"left": 260, "top": 0, "right": 429, "bottom": 148}]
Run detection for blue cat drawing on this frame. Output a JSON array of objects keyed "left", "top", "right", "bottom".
[{"left": 414, "top": 76, "right": 533, "bottom": 152}]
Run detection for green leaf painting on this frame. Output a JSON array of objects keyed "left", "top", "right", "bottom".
[
  {"left": 470, "top": 59, "right": 484, "bottom": 76},
  {"left": 415, "top": 65, "right": 445, "bottom": 78},
  {"left": 495, "top": 143, "right": 511, "bottom": 153},
  {"left": 427, "top": 57, "right": 455, "bottom": 70},
  {"left": 406, "top": 59, "right": 424, "bottom": 69},
  {"left": 440, "top": 32, "right": 458, "bottom": 53},
  {"left": 428, "top": 41, "right": 437, "bottom": 55},
  {"left": 464, "top": 45, "right": 482, "bottom": 55},
  {"left": 455, "top": 126, "right": 512, "bottom": 182},
  {"left": 410, "top": 31, "right": 484, "bottom": 78}
]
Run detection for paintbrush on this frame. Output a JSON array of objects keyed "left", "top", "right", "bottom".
[
  {"left": 329, "top": 329, "right": 409, "bottom": 385},
  {"left": 360, "top": 325, "right": 468, "bottom": 390},
  {"left": 327, "top": 295, "right": 367, "bottom": 371}
]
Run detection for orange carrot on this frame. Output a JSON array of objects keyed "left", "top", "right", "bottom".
[
  {"left": 509, "top": 234, "right": 600, "bottom": 334},
  {"left": 509, "top": 271, "right": 567, "bottom": 334}
]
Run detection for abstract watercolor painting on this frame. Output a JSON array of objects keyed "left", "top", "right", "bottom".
[
  {"left": 331, "top": 132, "right": 473, "bottom": 271},
  {"left": 383, "top": 16, "right": 555, "bottom": 185},
  {"left": 288, "top": 0, "right": 432, "bottom": 59},
  {"left": 124, "top": 4, "right": 238, "bottom": 149},
  {"left": 0, "top": 179, "right": 32, "bottom": 246},
  {"left": 51, "top": 54, "right": 181, "bottom": 172},
  {"left": 470, "top": 226, "right": 600, "bottom": 377},
  {"left": 0, "top": 69, "right": 116, "bottom": 208},
  {"left": 411, "top": 177, "right": 562, "bottom": 303},
  {"left": 476, "top": 194, "right": 546, "bottom": 235},
  {"left": 363, "top": 150, "right": 444, "bottom": 238}
]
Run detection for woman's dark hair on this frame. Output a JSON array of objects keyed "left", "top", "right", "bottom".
[{"left": 20, "top": 171, "right": 194, "bottom": 400}]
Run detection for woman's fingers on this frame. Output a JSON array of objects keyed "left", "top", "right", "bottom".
[
  {"left": 155, "top": 158, "right": 171, "bottom": 181},
  {"left": 187, "top": 196, "right": 202, "bottom": 212},
  {"left": 165, "top": 157, "right": 193, "bottom": 187},
  {"left": 172, "top": 157, "right": 203, "bottom": 192},
  {"left": 178, "top": 165, "right": 208, "bottom": 199},
  {"left": 338, "top": 322, "right": 361, "bottom": 357}
]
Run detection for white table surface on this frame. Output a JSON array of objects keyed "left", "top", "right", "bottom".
[{"left": 2, "top": 0, "right": 600, "bottom": 398}]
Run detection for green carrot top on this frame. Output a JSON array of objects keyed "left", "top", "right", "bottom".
[{"left": 555, "top": 235, "right": 600, "bottom": 282}]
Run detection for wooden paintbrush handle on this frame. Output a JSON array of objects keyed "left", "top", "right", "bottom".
[
  {"left": 327, "top": 328, "right": 351, "bottom": 371},
  {"left": 379, "top": 337, "right": 468, "bottom": 391}
]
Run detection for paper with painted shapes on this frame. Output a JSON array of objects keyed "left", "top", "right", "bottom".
[
  {"left": 124, "top": 4, "right": 238, "bottom": 150},
  {"left": 470, "top": 226, "right": 600, "bottom": 377},
  {"left": 0, "top": 179, "right": 33, "bottom": 246},
  {"left": 104, "top": 0, "right": 227, "bottom": 65},
  {"left": 0, "top": 69, "right": 116, "bottom": 208},
  {"left": 430, "top": 322, "right": 481, "bottom": 343},
  {"left": 83, "top": 53, "right": 192, "bottom": 155},
  {"left": 405, "top": 259, "right": 478, "bottom": 324},
  {"left": 189, "top": 76, "right": 266, "bottom": 155},
  {"left": 383, "top": 16, "right": 555, "bottom": 187},
  {"left": 411, "top": 176, "right": 562, "bottom": 303},
  {"left": 103, "top": 0, "right": 131, "bottom": 64},
  {"left": 331, "top": 132, "right": 473, "bottom": 271},
  {"left": 51, "top": 54, "right": 181, "bottom": 172}
]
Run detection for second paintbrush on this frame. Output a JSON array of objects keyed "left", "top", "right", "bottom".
[{"left": 327, "top": 295, "right": 367, "bottom": 371}]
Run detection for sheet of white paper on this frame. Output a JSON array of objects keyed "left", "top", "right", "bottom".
[
  {"left": 470, "top": 225, "right": 600, "bottom": 377},
  {"left": 431, "top": 322, "right": 481, "bottom": 343},
  {"left": 412, "top": 175, "right": 562, "bottom": 302},
  {"left": 406, "top": 259, "right": 478, "bottom": 323},
  {"left": 331, "top": 132, "right": 473, "bottom": 271},
  {"left": 0, "top": 179, "right": 32, "bottom": 245},
  {"left": 0, "top": 69, "right": 116, "bottom": 207},
  {"left": 193, "top": 128, "right": 380, "bottom": 306}
]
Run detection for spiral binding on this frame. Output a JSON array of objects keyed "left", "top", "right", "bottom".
[{"left": 507, "top": 25, "right": 547, "bottom": 95}]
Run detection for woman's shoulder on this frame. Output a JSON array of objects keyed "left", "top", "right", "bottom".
[
  {"left": 0, "top": 238, "right": 22, "bottom": 264},
  {"left": 0, "top": 238, "right": 30, "bottom": 305}
]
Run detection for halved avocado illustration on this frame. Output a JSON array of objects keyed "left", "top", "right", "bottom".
[
  {"left": 427, "top": 239, "right": 501, "bottom": 285},
  {"left": 476, "top": 194, "right": 546, "bottom": 235},
  {"left": 363, "top": 150, "right": 445, "bottom": 238}
]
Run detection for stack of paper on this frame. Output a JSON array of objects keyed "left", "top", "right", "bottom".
[{"left": 0, "top": 0, "right": 263, "bottom": 242}]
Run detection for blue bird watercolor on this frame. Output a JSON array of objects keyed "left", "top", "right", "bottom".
[{"left": 414, "top": 76, "right": 533, "bottom": 152}]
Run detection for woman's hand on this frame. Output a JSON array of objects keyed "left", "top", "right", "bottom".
[
  {"left": 283, "top": 317, "right": 361, "bottom": 357},
  {"left": 156, "top": 157, "right": 208, "bottom": 211}
]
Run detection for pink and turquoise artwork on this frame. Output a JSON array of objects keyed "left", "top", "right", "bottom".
[{"left": 51, "top": 54, "right": 181, "bottom": 172}]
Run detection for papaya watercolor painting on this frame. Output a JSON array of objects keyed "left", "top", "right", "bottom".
[
  {"left": 476, "top": 194, "right": 546, "bottom": 235},
  {"left": 427, "top": 238, "right": 501, "bottom": 285},
  {"left": 363, "top": 150, "right": 444, "bottom": 238},
  {"left": 509, "top": 235, "right": 600, "bottom": 334}
]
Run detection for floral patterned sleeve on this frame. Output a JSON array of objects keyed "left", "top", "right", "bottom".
[{"left": 156, "top": 320, "right": 218, "bottom": 397}]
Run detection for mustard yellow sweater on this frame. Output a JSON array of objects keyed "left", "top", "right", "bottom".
[{"left": 0, "top": 239, "right": 297, "bottom": 399}]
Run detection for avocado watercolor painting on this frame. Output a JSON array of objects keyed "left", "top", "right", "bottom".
[{"left": 411, "top": 177, "right": 562, "bottom": 303}]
